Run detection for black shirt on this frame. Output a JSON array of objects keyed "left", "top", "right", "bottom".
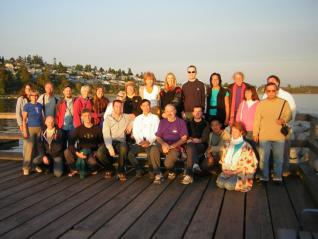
[
  {"left": 187, "top": 119, "right": 210, "bottom": 144},
  {"left": 70, "top": 124, "right": 103, "bottom": 151},
  {"left": 124, "top": 96, "right": 142, "bottom": 116}
]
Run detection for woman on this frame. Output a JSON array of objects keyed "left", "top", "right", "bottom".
[
  {"left": 159, "top": 72, "right": 182, "bottom": 118},
  {"left": 216, "top": 122, "right": 258, "bottom": 192},
  {"left": 124, "top": 81, "right": 142, "bottom": 116},
  {"left": 92, "top": 86, "right": 109, "bottom": 126},
  {"left": 235, "top": 86, "right": 259, "bottom": 140},
  {"left": 22, "top": 90, "right": 44, "bottom": 175},
  {"left": 16, "top": 84, "right": 32, "bottom": 132},
  {"left": 139, "top": 71, "right": 160, "bottom": 115},
  {"left": 206, "top": 73, "right": 230, "bottom": 127},
  {"left": 73, "top": 85, "right": 93, "bottom": 128}
]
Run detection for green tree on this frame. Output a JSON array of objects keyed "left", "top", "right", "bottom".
[
  {"left": 99, "top": 67, "right": 105, "bottom": 73},
  {"left": 127, "top": 68, "right": 133, "bottom": 76},
  {"left": 16, "top": 66, "right": 32, "bottom": 85},
  {"left": 57, "top": 62, "right": 67, "bottom": 73},
  {"left": 75, "top": 64, "right": 83, "bottom": 71},
  {"left": 84, "top": 64, "right": 92, "bottom": 72}
]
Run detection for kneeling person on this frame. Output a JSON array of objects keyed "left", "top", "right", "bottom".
[
  {"left": 150, "top": 104, "right": 188, "bottom": 184},
  {"left": 128, "top": 99, "right": 160, "bottom": 177},
  {"left": 64, "top": 109, "right": 106, "bottom": 178},
  {"left": 33, "top": 116, "right": 64, "bottom": 177}
]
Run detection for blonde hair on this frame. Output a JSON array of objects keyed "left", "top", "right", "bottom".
[
  {"left": 164, "top": 72, "right": 177, "bottom": 90},
  {"left": 143, "top": 71, "right": 156, "bottom": 84},
  {"left": 80, "top": 85, "right": 90, "bottom": 95},
  {"left": 232, "top": 71, "right": 245, "bottom": 80}
]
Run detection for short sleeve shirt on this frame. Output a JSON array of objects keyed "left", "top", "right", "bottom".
[
  {"left": 23, "top": 103, "right": 43, "bottom": 127},
  {"left": 156, "top": 117, "right": 188, "bottom": 144}
]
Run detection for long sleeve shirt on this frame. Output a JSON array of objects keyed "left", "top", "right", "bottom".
[
  {"left": 102, "top": 113, "right": 131, "bottom": 152},
  {"left": 16, "top": 96, "right": 28, "bottom": 127},
  {"left": 132, "top": 113, "right": 160, "bottom": 145}
]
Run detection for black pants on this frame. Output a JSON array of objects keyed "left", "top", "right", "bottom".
[
  {"left": 185, "top": 142, "right": 207, "bottom": 175},
  {"left": 127, "top": 144, "right": 151, "bottom": 173}
]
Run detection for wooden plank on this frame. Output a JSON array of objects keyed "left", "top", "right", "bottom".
[
  {"left": 152, "top": 177, "right": 210, "bottom": 239},
  {"left": 0, "top": 151, "right": 23, "bottom": 160},
  {"left": 0, "top": 162, "right": 21, "bottom": 173},
  {"left": 285, "top": 176, "right": 318, "bottom": 232},
  {"left": 0, "top": 170, "right": 23, "bottom": 184},
  {"left": 0, "top": 172, "right": 40, "bottom": 191},
  {"left": 58, "top": 177, "right": 150, "bottom": 239},
  {"left": 214, "top": 190, "right": 245, "bottom": 239},
  {"left": 0, "top": 133, "right": 22, "bottom": 140},
  {"left": 0, "top": 165, "right": 22, "bottom": 179},
  {"left": 121, "top": 179, "right": 187, "bottom": 239},
  {"left": 267, "top": 182, "right": 300, "bottom": 238},
  {"left": 277, "top": 228, "right": 297, "bottom": 239},
  {"left": 299, "top": 162, "right": 318, "bottom": 205},
  {"left": 245, "top": 183, "right": 274, "bottom": 239},
  {"left": 30, "top": 174, "right": 141, "bottom": 239},
  {"left": 183, "top": 177, "right": 224, "bottom": 239},
  {"left": 0, "top": 112, "right": 16, "bottom": 119},
  {"left": 0, "top": 160, "right": 19, "bottom": 167},
  {"left": 0, "top": 174, "right": 52, "bottom": 200},
  {"left": 0, "top": 175, "right": 68, "bottom": 210},
  {"left": 87, "top": 179, "right": 171, "bottom": 239},
  {"left": 0, "top": 175, "right": 103, "bottom": 237}
]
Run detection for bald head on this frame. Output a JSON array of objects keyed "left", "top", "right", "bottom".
[
  {"left": 164, "top": 104, "right": 176, "bottom": 121},
  {"left": 45, "top": 116, "right": 55, "bottom": 129}
]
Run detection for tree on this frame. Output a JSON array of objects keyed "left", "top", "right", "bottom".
[
  {"left": 84, "top": 64, "right": 92, "bottom": 72},
  {"left": 57, "top": 62, "right": 67, "bottom": 73},
  {"left": 16, "top": 66, "right": 32, "bottom": 84},
  {"left": 127, "top": 68, "right": 133, "bottom": 76},
  {"left": 99, "top": 67, "right": 105, "bottom": 73},
  {"left": 75, "top": 64, "right": 83, "bottom": 71}
]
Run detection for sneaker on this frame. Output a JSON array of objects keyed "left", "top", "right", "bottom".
[
  {"left": 104, "top": 171, "right": 112, "bottom": 179},
  {"left": 118, "top": 173, "right": 127, "bottom": 182},
  {"left": 91, "top": 171, "right": 98, "bottom": 175},
  {"left": 192, "top": 163, "right": 202, "bottom": 174},
  {"left": 168, "top": 172, "right": 176, "bottom": 180},
  {"left": 23, "top": 169, "right": 29, "bottom": 176},
  {"left": 180, "top": 175, "right": 193, "bottom": 185},
  {"left": 153, "top": 174, "right": 164, "bottom": 184},
  {"left": 35, "top": 167, "right": 42, "bottom": 173},
  {"left": 272, "top": 177, "right": 283, "bottom": 184}
]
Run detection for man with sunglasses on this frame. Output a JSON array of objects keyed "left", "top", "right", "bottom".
[
  {"left": 182, "top": 65, "right": 206, "bottom": 120},
  {"left": 253, "top": 82, "right": 291, "bottom": 183}
]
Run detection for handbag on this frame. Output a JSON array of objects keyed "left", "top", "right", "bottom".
[{"left": 278, "top": 100, "right": 289, "bottom": 136}]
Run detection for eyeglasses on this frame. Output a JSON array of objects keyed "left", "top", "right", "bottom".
[{"left": 187, "top": 71, "right": 196, "bottom": 74}]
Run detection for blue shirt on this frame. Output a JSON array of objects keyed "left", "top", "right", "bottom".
[
  {"left": 209, "top": 89, "right": 229, "bottom": 116},
  {"left": 23, "top": 103, "right": 43, "bottom": 127}
]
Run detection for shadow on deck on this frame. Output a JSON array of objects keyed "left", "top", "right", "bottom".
[{"left": 0, "top": 160, "right": 317, "bottom": 239}]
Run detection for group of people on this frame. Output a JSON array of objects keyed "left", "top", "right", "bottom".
[{"left": 16, "top": 65, "right": 296, "bottom": 192}]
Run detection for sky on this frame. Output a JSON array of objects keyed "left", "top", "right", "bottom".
[{"left": 0, "top": 0, "right": 317, "bottom": 86}]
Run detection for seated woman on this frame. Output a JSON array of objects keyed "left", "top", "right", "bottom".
[
  {"left": 216, "top": 122, "right": 258, "bottom": 192},
  {"left": 33, "top": 116, "right": 64, "bottom": 177}
]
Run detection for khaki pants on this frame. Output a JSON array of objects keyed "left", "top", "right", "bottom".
[{"left": 23, "top": 127, "right": 41, "bottom": 170}]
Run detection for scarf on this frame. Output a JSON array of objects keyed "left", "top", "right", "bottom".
[
  {"left": 223, "top": 136, "right": 244, "bottom": 170},
  {"left": 230, "top": 83, "right": 246, "bottom": 120}
]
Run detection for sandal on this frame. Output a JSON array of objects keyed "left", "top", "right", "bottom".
[
  {"left": 118, "top": 173, "right": 127, "bottom": 182},
  {"left": 104, "top": 171, "right": 112, "bottom": 179},
  {"left": 68, "top": 170, "right": 78, "bottom": 177}
]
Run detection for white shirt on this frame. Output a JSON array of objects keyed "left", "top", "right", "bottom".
[
  {"left": 263, "top": 88, "right": 297, "bottom": 123},
  {"left": 142, "top": 85, "right": 160, "bottom": 107},
  {"left": 132, "top": 113, "right": 160, "bottom": 144}
]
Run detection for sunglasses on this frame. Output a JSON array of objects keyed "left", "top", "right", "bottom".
[{"left": 187, "top": 71, "right": 196, "bottom": 74}]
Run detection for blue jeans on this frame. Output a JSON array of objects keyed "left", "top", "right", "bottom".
[
  {"left": 33, "top": 155, "right": 64, "bottom": 177},
  {"left": 259, "top": 140, "right": 285, "bottom": 180}
]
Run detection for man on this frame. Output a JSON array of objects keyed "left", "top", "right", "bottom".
[
  {"left": 128, "top": 99, "right": 160, "bottom": 177},
  {"left": 73, "top": 85, "right": 93, "bottom": 128},
  {"left": 103, "top": 100, "right": 133, "bottom": 181},
  {"left": 253, "top": 83, "right": 292, "bottom": 183},
  {"left": 55, "top": 85, "right": 75, "bottom": 148},
  {"left": 205, "top": 119, "right": 231, "bottom": 172},
  {"left": 182, "top": 106, "right": 210, "bottom": 184},
  {"left": 150, "top": 104, "right": 188, "bottom": 184},
  {"left": 64, "top": 109, "right": 106, "bottom": 177},
  {"left": 38, "top": 82, "right": 59, "bottom": 118},
  {"left": 227, "top": 72, "right": 255, "bottom": 125},
  {"left": 262, "top": 75, "right": 297, "bottom": 176},
  {"left": 182, "top": 65, "right": 206, "bottom": 120},
  {"left": 33, "top": 116, "right": 64, "bottom": 177}
]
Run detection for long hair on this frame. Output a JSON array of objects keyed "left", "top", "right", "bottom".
[
  {"left": 164, "top": 72, "right": 177, "bottom": 91},
  {"left": 19, "top": 83, "right": 32, "bottom": 98}
]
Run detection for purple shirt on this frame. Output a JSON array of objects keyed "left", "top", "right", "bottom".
[
  {"left": 156, "top": 117, "right": 188, "bottom": 145},
  {"left": 235, "top": 86, "right": 242, "bottom": 112}
]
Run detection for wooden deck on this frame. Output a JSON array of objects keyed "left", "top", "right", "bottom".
[{"left": 0, "top": 160, "right": 317, "bottom": 239}]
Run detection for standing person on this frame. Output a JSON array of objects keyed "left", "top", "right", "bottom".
[
  {"left": 206, "top": 73, "right": 230, "bottom": 127},
  {"left": 253, "top": 83, "right": 292, "bottom": 183},
  {"left": 64, "top": 109, "right": 106, "bottom": 178},
  {"left": 127, "top": 99, "right": 160, "bottom": 177},
  {"left": 149, "top": 104, "right": 188, "bottom": 184},
  {"left": 216, "top": 122, "right": 258, "bottom": 192},
  {"left": 235, "top": 86, "right": 259, "bottom": 140},
  {"left": 103, "top": 100, "right": 133, "bottom": 181},
  {"left": 33, "top": 116, "right": 64, "bottom": 177},
  {"left": 16, "top": 84, "right": 32, "bottom": 132},
  {"left": 92, "top": 86, "right": 109, "bottom": 126},
  {"left": 22, "top": 90, "right": 43, "bottom": 175},
  {"left": 159, "top": 72, "right": 183, "bottom": 118},
  {"left": 124, "top": 81, "right": 142, "bottom": 116},
  {"left": 227, "top": 72, "right": 255, "bottom": 126},
  {"left": 182, "top": 65, "right": 206, "bottom": 120},
  {"left": 262, "top": 75, "right": 297, "bottom": 176},
  {"left": 37, "top": 82, "right": 59, "bottom": 118},
  {"left": 139, "top": 71, "right": 160, "bottom": 115},
  {"left": 182, "top": 106, "right": 210, "bottom": 184},
  {"left": 73, "top": 85, "right": 93, "bottom": 128},
  {"left": 55, "top": 85, "right": 75, "bottom": 148}
]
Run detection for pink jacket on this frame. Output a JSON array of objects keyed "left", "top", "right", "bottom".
[
  {"left": 236, "top": 100, "right": 259, "bottom": 132},
  {"left": 73, "top": 97, "right": 93, "bottom": 128}
]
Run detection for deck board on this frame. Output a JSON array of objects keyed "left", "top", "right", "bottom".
[{"left": 0, "top": 160, "right": 316, "bottom": 239}]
